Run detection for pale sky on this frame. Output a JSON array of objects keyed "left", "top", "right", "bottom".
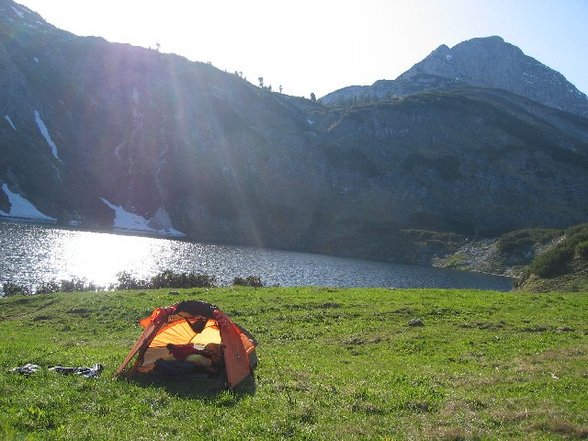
[{"left": 15, "top": 0, "right": 588, "bottom": 98}]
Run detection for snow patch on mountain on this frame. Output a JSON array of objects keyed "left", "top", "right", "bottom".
[
  {"left": 34, "top": 110, "right": 60, "bottom": 160},
  {"left": 10, "top": 5, "right": 24, "bottom": 18},
  {"left": 114, "top": 141, "right": 126, "bottom": 161},
  {"left": 0, "top": 184, "right": 56, "bottom": 222},
  {"left": 100, "top": 198, "right": 184, "bottom": 237},
  {"left": 4, "top": 115, "right": 16, "bottom": 130},
  {"left": 148, "top": 207, "right": 185, "bottom": 237},
  {"left": 100, "top": 198, "right": 152, "bottom": 232}
]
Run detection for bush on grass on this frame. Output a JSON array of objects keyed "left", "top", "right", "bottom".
[
  {"left": 2, "top": 270, "right": 258, "bottom": 297},
  {"left": 232, "top": 275, "right": 264, "bottom": 287},
  {"left": 2, "top": 281, "right": 31, "bottom": 297},
  {"left": 527, "top": 224, "right": 588, "bottom": 278},
  {"left": 529, "top": 246, "right": 574, "bottom": 278},
  {"left": 149, "top": 270, "right": 216, "bottom": 289},
  {"left": 575, "top": 240, "right": 588, "bottom": 260},
  {"left": 115, "top": 272, "right": 149, "bottom": 290}
]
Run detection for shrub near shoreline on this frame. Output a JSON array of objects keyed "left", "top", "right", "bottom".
[
  {"left": 526, "top": 224, "right": 588, "bottom": 278},
  {"left": 1, "top": 270, "right": 262, "bottom": 296}
]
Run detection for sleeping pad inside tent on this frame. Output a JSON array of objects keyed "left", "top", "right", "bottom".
[{"left": 116, "top": 300, "right": 257, "bottom": 389}]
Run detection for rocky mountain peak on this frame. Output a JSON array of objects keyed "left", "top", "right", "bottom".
[
  {"left": 320, "top": 36, "right": 588, "bottom": 117},
  {"left": 429, "top": 43, "right": 450, "bottom": 55},
  {"left": 398, "top": 36, "right": 523, "bottom": 83},
  {"left": 397, "top": 36, "right": 588, "bottom": 117}
]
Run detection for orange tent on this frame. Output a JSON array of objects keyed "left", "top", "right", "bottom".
[{"left": 116, "top": 300, "right": 257, "bottom": 389}]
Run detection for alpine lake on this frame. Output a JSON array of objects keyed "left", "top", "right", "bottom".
[{"left": 0, "top": 221, "right": 512, "bottom": 292}]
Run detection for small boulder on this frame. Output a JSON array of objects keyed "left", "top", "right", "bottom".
[{"left": 408, "top": 318, "right": 424, "bottom": 327}]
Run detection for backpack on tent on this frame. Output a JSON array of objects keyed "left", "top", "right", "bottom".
[{"left": 116, "top": 300, "right": 257, "bottom": 389}]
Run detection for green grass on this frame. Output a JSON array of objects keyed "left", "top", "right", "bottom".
[{"left": 1, "top": 287, "right": 587, "bottom": 440}]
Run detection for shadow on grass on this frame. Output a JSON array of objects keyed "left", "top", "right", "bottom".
[{"left": 122, "top": 372, "right": 257, "bottom": 402}]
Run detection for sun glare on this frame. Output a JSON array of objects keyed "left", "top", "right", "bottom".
[{"left": 52, "top": 230, "right": 157, "bottom": 287}]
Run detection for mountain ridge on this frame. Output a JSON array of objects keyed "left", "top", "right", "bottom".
[
  {"left": 322, "top": 36, "right": 588, "bottom": 118},
  {"left": 1, "top": 1, "right": 587, "bottom": 266}
]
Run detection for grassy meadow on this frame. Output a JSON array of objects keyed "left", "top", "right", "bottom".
[{"left": 0, "top": 287, "right": 587, "bottom": 440}]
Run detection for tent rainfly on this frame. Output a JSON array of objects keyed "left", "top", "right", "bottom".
[{"left": 116, "top": 300, "right": 257, "bottom": 389}]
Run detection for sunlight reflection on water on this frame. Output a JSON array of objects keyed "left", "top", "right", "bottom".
[
  {"left": 49, "top": 230, "right": 160, "bottom": 286},
  {"left": 0, "top": 222, "right": 513, "bottom": 291}
]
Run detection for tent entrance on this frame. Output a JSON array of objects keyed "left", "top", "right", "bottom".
[{"left": 139, "top": 318, "right": 222, "bottom": 374}]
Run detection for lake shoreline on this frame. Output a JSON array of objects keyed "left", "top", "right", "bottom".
[{"left": 0, "top": 221, "right": 513, "bottom": 292}]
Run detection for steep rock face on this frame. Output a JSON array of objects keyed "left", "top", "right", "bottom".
[
  {"left": 1, "top": 1, "right": 587, "bottom": 264},
  {"left": 323, "top": 36, "right": 588, "bottom": 118},
  {"left": 307, "top": 88, "right": 588, "bottom": 260}
]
